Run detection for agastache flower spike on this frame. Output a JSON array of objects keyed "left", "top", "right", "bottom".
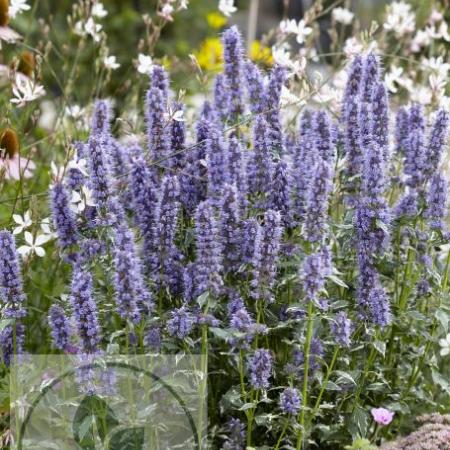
[
  {"left": 249, "top": 348, "right": 272, "bottom": 389},
  {"left": 425, "top": 173, "right": 447, "bottom": 231},
  {"left": 91, "top": 99, "right": 112, "bottom": 136},
  {"left": 301, "top": 247, "right": 332, "bottom": 301},
  {"left": 206, "top": 120, "right": 229, "bottom": 203},
  {"left": 269, "top": 157, "right": 293, "bottom": 227},
  {"left": 315, "top": 110, "right": 335, "bottom": 162},
  {"left": 167, "top": 306, "right": 194, "bottom": 339},
  {"left": 0, "top": 323, "right": 25, "bottom": 366},
  {"left": 222, "top": 26, "right": 244, "bottom": 120},
  {"left": 330, "top": 311, "right": 352, "bottom": 347},
  {"left": 145, "top": 65, "right": 170, "bottom": 169},
  {"left": 242, "top": 218, "right": 259, "bottom": 265},
  {"left": 151, "top": 175, "right": 183, "bottom": 294},
  {"left": 342, "top": 55, "right": 363, "bottom": 180},
  {"left": 222, "top": 418, "right": 246, "bottom": 450},
  {"left": 248, "top": 115, "right": 273, "bottom": 197},
  {"left": 280, "top": 387, "right": 301, "bottom": 415},
  {"left": 219, "top": 184, "right": 242, "bottom": 272},
  {"left": 169, "top": 102, "right": 186, "bottom": 171},
  {"left": 86, "top": 134, "right": 111, "bottom": 209},
  {"left": 48, "top": 305, "right": 72, "bottom": 352},
  {"left": 50, "top": 182, "right": 78, "bottom": 250},
  {"left": 0, "top": 230, "right": 26, "bottom": 318},
  {"left": 69, "top": 264, "right": 101, "bottom": 352},
  {"left": 244, "top": 61, "right": 265, "bottom": 114},
  {"left": 426, "top": 109, "right": 449, "bottom": 178},
  {"left": 303, "top": 159, "right": 334, "bottom": 243},
  {"left": 66, "top": 141, "right": 86, "bottom": 191},
  {"left": 112, "top": 223, "right": 153, "bottom": 323},
  {"left": 371, "top": 82, "right": 389, "bottom": 160},
  {"left": 251, "top": 210, "right": 282, "bottom": 303},
  {"left": 264, "top": 65, "right": 287, "bottom": 153},
  {"left": 194, "top": 200, "right": 223, "bottom": 297},
  {"left": 360, "top": 53, "right": 380, "bottom": 103},
  {"left": 394, "top": 107, "right": 409, "bottom": 154},
  {"left": 214, "top": 74, "right": 230, "bottom": 122}
]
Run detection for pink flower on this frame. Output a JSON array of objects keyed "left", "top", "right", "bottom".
[
  {"left": 0, "top": 153, "right": 35, "bottom": 180},
  {"left": 371, "top": 407, "right": 394, "bottom": 425}
]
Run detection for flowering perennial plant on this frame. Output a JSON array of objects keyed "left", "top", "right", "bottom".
[{"left": 1, "top": 23, "right": 450, "bottom": 450}]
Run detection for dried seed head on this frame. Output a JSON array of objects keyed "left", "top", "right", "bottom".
[
  {"left": 0, "top": 0, "right": 9, "bottom": 27},
  {"left": 0, "top": 128, "right": 20, "bottom": 158},
  {"left": 18, "top": 51, "right": 36, "bottom": 77}
]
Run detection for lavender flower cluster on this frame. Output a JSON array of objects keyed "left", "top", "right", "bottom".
[{"left": 1, "top": 25, "right": 448, "bottom": 449}]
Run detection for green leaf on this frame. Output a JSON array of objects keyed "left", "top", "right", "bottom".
[
  {"left": 327, "top": 274, "right": 349, "bottom": 289},
  {"left": 373, "top": 340, "right": 386, "bottom": 357},
  {"left": 108, "top": 427, "right": 145, "bottom": 450},
  {"left": 239, "top": 402, "right": 256, "bottom": 411},
  {"left": 349, "top": 406, "right": 370, "bottom": 438},
  {"left": 335, "top": 371, "right": 357, "bottom": 386},
  {"left": 435, "top": 309, "right": 449, "bottom": 333},
  {"left": 325, "top": 381, "right": 341, "bottom": 391}
]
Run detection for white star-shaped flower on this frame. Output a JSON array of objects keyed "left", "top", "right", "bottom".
[
  {"left": 296, "top": 20, "right": 312, "bottom": 45},
  {"left": 17, "top": 232, "right": 50, "bottom": 258},
  {"left": 218, "top": 0, "right": 237, "bottom": 17},
  {"left": 332, "top": 7, "right": 354, "bottom": 25},
  {"left": 104, "top": 55, "right": 120, "bottom": 70},
  {"left": 12, "top": 211, "right": 32, "bottom": 235},
  {"left": 84, "top": 17, "right": 102, "bottom": 42},
  {"left": 8, "top": 0, "right": 30, "bottom": 19},
  {"left": 92, "top": 2, "right": 108, "bottom": 18},
  {"left": 137, "top": 54, "right": 153, "bottom": 75},
  {"left": 10, "top": 77, "right": 45, "bottom": 107},
  {"left": 70, "top": 186, "right": 96, "bottom": 213}
]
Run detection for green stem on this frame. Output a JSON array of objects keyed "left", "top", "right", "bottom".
[
  {"left": 274, "top": 416, "right": 290, "bottom": 450},
  {"left": 198, "top": 325, "right": 208, "bottom": 450},
  {"left": 296, "top": 301, "right": 315, "bottom": 450}
]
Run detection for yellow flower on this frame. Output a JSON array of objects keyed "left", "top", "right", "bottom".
[
  {"left": 194, "top": 37, "right": 223, "bottom": 72},
  {"left": 207, "top": 11, "right": 227, "bottom": 29},
  {"left": 250, "top": 40, "right": 273, "bottom": 66}
]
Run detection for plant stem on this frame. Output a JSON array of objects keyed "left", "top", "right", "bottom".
[
  {"left": 198, "top": 324, "right": 208, "bottom": 450},
  {"left": 296, "top": 301, "right": 315, "bottom": 450},
  {"left": 274, "top": 416, "right": 290, "bottom": 450}
]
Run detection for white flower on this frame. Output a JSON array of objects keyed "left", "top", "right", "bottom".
[
  {"left": 410, "top": 28, "right": 433, "bottom": 53},
  {"left": 385, "top": 66, "right": 404, "bottom": 93},
  {"left": 104, "top": 55, "right": 120, "bottom": 70},
  {"left": 137, "top": 54, "right": 153, "bottom": 75},
  {"left": 165, "top": 106, "right": 185, "bottom": 122},
  {"left": 435, "top": 21, "right": 450, "bottom": 41},
  {"left": 70, "top": 186, "right": 96, "bottom": 213},
  {"left": 92, "top": 2, "right": 108, "bottom": 18},
  {"left": 422, "top": 56, "right": 450, "bottom": 78},
  {"left": 10, "top": 77, "right": 45, "bottom": 107},
  {"left": 159, "top": 3, "right": 174, "bottom": 21},
  {"left": 67, "top": 156, "right": 88, "bottom": 176},
  {"left": 439, "top": 333, "right": 450, "bottom": 356},
  {"left": 384, "top": 1, "right": 415, "bottom": 36},
  {"left": 429, "top": 73, "right": 447, "bottom": 96},
  {"left": 179, "top": 0, "right": 189, "bottom": 10},
  {"left": 280, "top": 85, "right": 300, "bottom": 107},
  {"left": 17, "top": 232, "right": 50, "bottom": 258},
  {"left": 73, "top": 21, "right": 85, "bottom": 36},
  {"left": 218, "top": 0, "right": 236, "bottom": 17},
  {"left": 429, "top": 10, "right": 443, "bottom": 24},
  {"left": 12, "top": 211, "right": 32, "bottom": 235},
  {"left": 410, "top": 86, "right": 432, "bottom": 105},
  {"left": 343, "top": 37, "right": 363, "bottom": 57},
  {"left": 332, "top": 7, "right": 354, "bottom": 25},
  {"left": 296, "top": 19, "right": 312, "bottom": 45},
  {"left": 280, "top": 19, "right": 299, "bottom": 35},
  {"left": 51, "top": 161, "right": 65, "bottom": 181},
  {"left": 65, "top": 104, "right": 86, "bottom": 120},
  {"left": 40, "top": 217, "right": 57, "bottom": 241},
  {"left": 84, "top": 17, "right": 102, "bottom": 42},
  {"left": 8, "top": 0, "right": 30, "bottom": 19}
]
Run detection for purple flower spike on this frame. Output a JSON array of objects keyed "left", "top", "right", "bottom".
[
  {"left": 0, "top": 323, "right": 25, "bottom": 366},
  {"left": 303, "top": 159, "right": 334, "bottom": 243},
  {"left": 167, "top": 306, "right": 194, "bottom": 339},
  {"left": 314, "top": 110, "right": 335, "bottom": 162},
  {"left": 360, "top": 53, "right": 380, "bottom": 103},
  {"left": 48, "top": 305, "right": 72, "bottom": 352},
  {"left": 426, "top": 109, "right": 449, "bottom": 177},
  {"left": 244, "top": 61, "right": 265, "bottom": 114},
  {"left": 343, "top": 55, "right": 363, "bottom": 179},
  {"left": 330, "top": 311, "right": 352, "bottom": 347},
  {"left": 169, "top": 102, "right": 186, "bottom": 171},
  {"left": 145, "top": 65, "right": 170, "bottom": 169},
  {"left": 0, "top": 231, "right": 26, "bottom": 318},
  {"left": 222, "top": 418, "right": 246, "bottom": 450},
  {"left": 194, "top": 200, "right": 223, "bottom": 297},
  {"left": 249, "top": 348, "right": 272, "bottom": 389},
  {"left": 371, "top": 82, "right": 389, "bottom": 160},
  {"left": 269, "top": 157, "right": 293, "bottom": 227},
  {"left": 301, "top": 247, "right": 332, "bottom": 301},
  {"left": 222, "top": 26, "right": 244, "bottom": 120},
  {"left": 50, "top": 182, "right": 78, "bottom": 250},
  {"left": 220, "top": 184, "right": 242, "bottom": 272},
  {"left": 264, "top": 65, "right": 287, "bottom": 153},
  {"left": 394, "top": 107, "right": 409, "bottom": 154},
  {"left": 280, "top": 387, "right": 301, "bottom": 415},
  {"left": 214, "top": 74, "right": 230, "bottom": 122},
  {"left": 425, "top": 173, "right": 447, "bottom": 231},
  {"left": 91, "top": 99, "right": 112, "bottom": 136},
  {"left": 251, "top": 210, "right": 282, "bottom": 303},
  {"left": 69, "top": 264, "right": 101, "bottom": 353}
]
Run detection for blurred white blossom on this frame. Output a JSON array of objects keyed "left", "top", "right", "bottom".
[
  {"left": 12, "top": 211, "right": 32, "bottom": 235},
  {"left": 280, "top": 19, "right": 299, "bottom": 35},
  {"left": 70, "top": 186, "right": 96, "bottom": 214},
  {"left": 8, "top": 0, "right": 30, "bottom": 19},
  {"left": 385, "top": 66, "right": 403, "bottom": 93},
  {"left": 218, "top": 0, "right": 236, "bottom": 17},
  {"left": 84, "top": 17, "right": 102, "bottom": 42},
  {"left": 10, "top": 77, "right": 45, "bottom": 107},
  {"left": 296, "top": 20, "right": 312, "bottom": 45},
  {"left": 92, "top": 2, "right": 108, "bottom": 19},
  {"left": 104, "top": 55, "right": 120, "bottom": 70},
  {"left": 332, "top": 7, "right": 354, "bottom": 25},
  {"left": 439, "top": 334, "right": 450, "bottom": 357},
  {"left": 384, "top": 2, "right": 415, "bottom": 36},
  {"left": 137, "top": 54, "right": 153, "bottom": 75}
]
